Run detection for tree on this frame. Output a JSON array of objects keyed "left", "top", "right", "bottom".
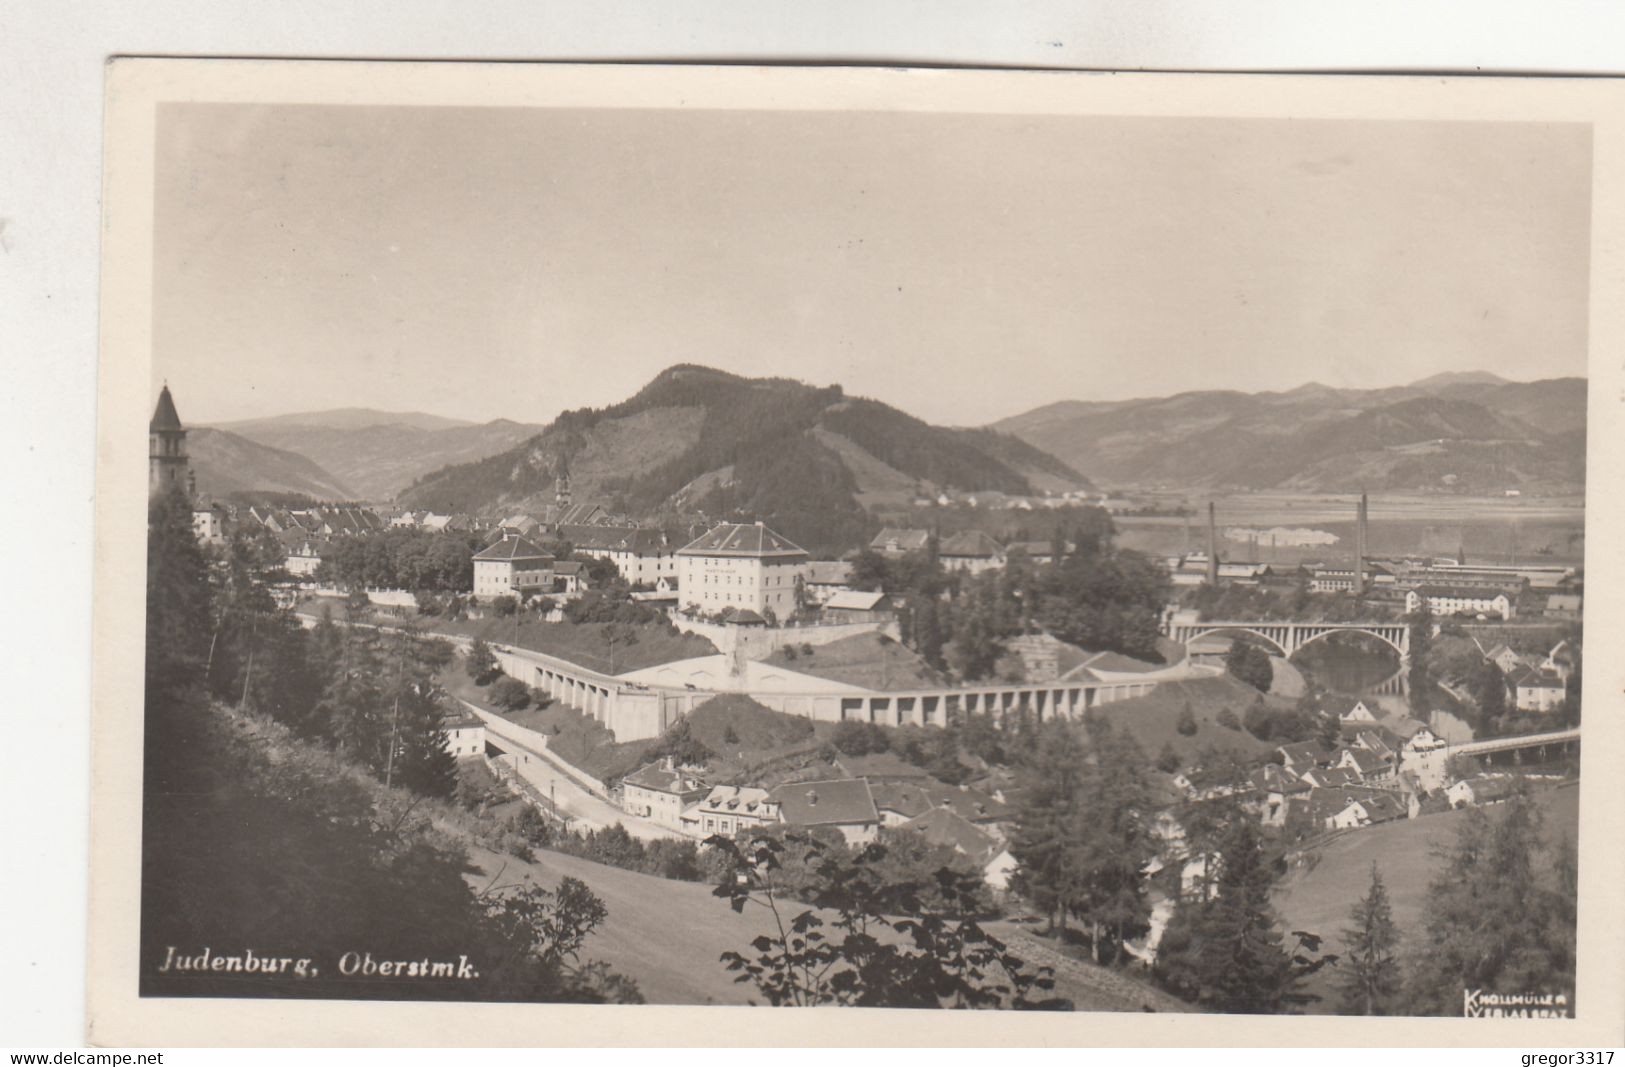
[
  {"left": 491, "top": 595, "right": 518, "bottom": 618},
  {"left": 706, "top": 831, "right": 1068, "bottom": 1009},
  {"left": 1469, "top": 659, "right": 1509, "bottom": 737},
  {"left": 466, "top": 637, "right": 500, "bottom": 685},
  {"left": 1337, "top": 862, "right": 1401, "bottom": 1015},
  {"left": 1226, "top": 641, "right": 1274, "bottom": 693},
  {"left": 1156, "top": 742, "right": 1182, "bottom": 774},
  {"left": 1314, "top": 711, "right": 1341, "bottom": 752},
  {"left": 1405, "top": 794, "right": 1576, "bottom": 1015},
  {"left": 1154, "top": 814, "right": 1334, "bottom": 1013},
  {"left": 393, "top": 684, "right": 459, "bottom": 799},
  {"left": 490, "top": 676, "right": 532, "bottom": 711},
  {"left": 831, "top": 719, "right": 889, "bottom": 757},
  {"left": 1407, "top": 602, "right": 1434, "bottom": 713},
  {"left": 1176, "top": 702, "right": 1198, "bottom": 737},
  {"left": 1007, "top": 722, "right": 1092, "bottom": 935},
  {"left": 1216, "top": 707, "right": 1241, "bottom": 731}
]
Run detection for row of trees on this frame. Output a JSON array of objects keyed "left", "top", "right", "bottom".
[
  {"left": 317, "top": 527, "right": 484, "bottom": 593},
  {"left": 144, "top": 487, "right": 639, "bottom": 1002}
]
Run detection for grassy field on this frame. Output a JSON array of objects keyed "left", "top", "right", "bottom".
[
  {"left": 465, "top": 841, "right": 1187, "bottom": 1010},
  {"left": 299, "top": 597, "right": 718, "bottom": 674},
  {"left": 1091, "top": 675, "right": 1281, "bottom": 766},
  {"left": 1273, "top": 782, "right": 1580, "bottom": 1006},
  {"left": 761, "top": 632, "right": 946, "bottom": 692}
]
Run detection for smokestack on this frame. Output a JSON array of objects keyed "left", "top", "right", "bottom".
[
  {"left": 1207, "top": 502, "right": 1219, "bottom": 586},
  {"left": 1355, "top": 493, "right": 1369, "bottom": 593}
]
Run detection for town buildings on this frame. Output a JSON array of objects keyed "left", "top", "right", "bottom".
[
  {"left": 442, "top": 708, "right": 487, "bottom": 758},
  {"left": 676, "top": 521, "right": 810, "bottom": 617}
]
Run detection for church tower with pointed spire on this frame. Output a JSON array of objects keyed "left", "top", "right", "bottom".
[{"left": 149, "top": 384, "right": 190, "bottom": 497}]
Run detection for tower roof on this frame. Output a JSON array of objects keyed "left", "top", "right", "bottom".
[{"left": 150, "top": 386, "right": 183, "bottom": 432}]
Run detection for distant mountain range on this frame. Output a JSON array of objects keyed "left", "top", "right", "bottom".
[
  {"left": 188, "top": 427, "right": 357, "bottom": 500},
  {"left": 208, "top": 412, "right": 546, "bottom": 501},
  {"left": 993, "top": 375, "right": 1585, "bottom": 494},
  {"left": 397, "top": 365, "right": 1093, "bottom": 551}
]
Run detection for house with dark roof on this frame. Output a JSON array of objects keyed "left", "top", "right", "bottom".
[
  {"left": 798, "top": 560, "right": 856, "bottom": 605},
  {"left": 1446, "top": 775, "right": 1525, "bottom": 809},
  {"left": 937, "top": 530, "right": 1006, "bottom": 574},
  {"left": 1004, "top": 540, "right": 1074, "bottom": 566},
  {"left": 677, "top": 522, "right": 810, "bottom": 619},
  {"left": 1319, "top": 788, "right": 1409, "bottom": 831},
  {"left": 868, "top": 780, "right": 1010, "bottom": 827},
  {"left": 472, "top": 534, "right": 554, "bottom": 600},
  {"left": 768, "top": 778, "right": 880, "bottom": 845},
  {"left": 869, "top": 527, "right": 932, "bottom": 558},
  {"left": 1299, "top": 765, "right": 1362, "bottom": 790},
  {"left": 1510, "top": 666, "right": 1566, "bottom": 713},
  {"left": 898, "top": 807, "right": 1018, "bottom": 891},
  {"left": 621, "top": 758, "right": 708, "bottom": 833},
  {"left": 1336, "top": 746, "right": 1395, "bottom": 783},
  {"left": 558, "top": 524, "right": 677, "bottom": 586},
  {"left": 1276, "top": 741, "right": 1330, "bottom": 774}
]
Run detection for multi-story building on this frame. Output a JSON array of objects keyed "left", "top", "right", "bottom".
[
  {"left": 558, "top": 525, "right": 677, "bottom": 586},
  {"left": 472, "top": 534, "right": 555, "bottom": 599},
  {"left": 676, "top": 521, "right": 809, "bottom": 617},
  {"left": 681, "top": 785, "right": 780, "bottom": 838},
  {"left": 1405, "top": 585, "right": 1515, "bottom": 621},
  {"left": 621, "top": 759, "right": 708, "bottom": 833}
]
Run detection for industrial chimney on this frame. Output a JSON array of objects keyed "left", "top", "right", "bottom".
[
  {"left": 1207, "top": 502, "right": 1219, "bottom": 586},
  {"left": 1355, "top": 492, "right": 1369, "bottom": 594}
]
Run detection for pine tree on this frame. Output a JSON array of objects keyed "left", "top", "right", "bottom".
[
  {"left": 1007, "top": 721, "right": 1090, "bottom": 935},
  {"left": 395, "top": 684, "right": 459, "bottom": 799},
  {"left": 1406, "top": 795, "right": 1575, "bottom": 1015},
  {"left": 1337, "top": 862, "right": 1401, "bottom": 1015},
  {"left": 1156, "top": 813, "right": 1331, "bottom": 1013}
]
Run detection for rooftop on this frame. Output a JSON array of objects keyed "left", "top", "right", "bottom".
[
  {"left": 150, "top": 385, "right": 184, "bottom": 432},
  {"left": 769, "top": 778, "right": 878, "bottom": 827},
  {"left": 679, "top": 522, "right": 808, "bottom": 559},
  {"left": 473, "top": 534, "right": 553, "bottom": 562}
]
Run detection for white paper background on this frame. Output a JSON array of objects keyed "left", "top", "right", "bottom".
[{"left": 6, "top": 0, "right": 1625, "bottom": 1049}]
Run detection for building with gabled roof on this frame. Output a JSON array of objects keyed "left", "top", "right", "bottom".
[
  {"left": 472, "top": 534, "right": 554, "bottom": 599},
  {"left": 558, "top": 524, "right": 676, "bottom": 586},
  {"left": 869, "top": 527, "right": 932, "bottom": 557},
  {"left": 1509, "top": 666, "right": 1566, "bottom": 712},
  {"left": 897, "top": 807, "right": 1018, "bottom": 891},
  {"left": 768, "top": 778, "right": 880, "bottom": 845},
  {"left": 621, "top": 758, "right": 708, "bottom": 833},
  {"left": 937, "top": 530, "right": 1006, "bottom": 574},
  {"left": 681, "top": 785, "right": 780, "bottom": 839},
  {"left": 677, "top": 521, "right": 810, "bottom": 618},
  {"left": 800, "top": 560, "right": 856, "bottom": 604}
]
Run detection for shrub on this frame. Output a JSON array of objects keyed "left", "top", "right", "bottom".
[{"left": 490, "top": 676, "right": 532, "bottom": 711}]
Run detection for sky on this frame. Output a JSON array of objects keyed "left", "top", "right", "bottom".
[{"left": 152, "top": 103, "right": 1593, "bottom": 428}]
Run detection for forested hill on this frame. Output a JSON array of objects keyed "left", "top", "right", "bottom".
[
  {"left": 993, "top": 375, "right": 1586, "bottom": 494},
  {"left": 399, "top": 365, "right": 1091, "bottom": 549}
]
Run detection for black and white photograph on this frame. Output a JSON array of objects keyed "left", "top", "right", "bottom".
[{"left": 86, "top": 60, "right": 1625, "bottom": 1046}]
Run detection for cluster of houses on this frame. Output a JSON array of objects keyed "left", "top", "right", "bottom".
[
  {"left": 618, "top": 754, "right": 1019, "bottom": 890},
  {"left": 1171, "top": 697, "right": 1481, "bottom": 837},
  {"left": 867, "top": 526, "right": 1079, "bottom": 575},
  {"left": 1480, "top": 638, "right": 1574, "bottom": 713}
]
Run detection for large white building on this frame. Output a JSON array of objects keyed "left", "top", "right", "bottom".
[
  {"left": 677, "top": 521, "right": 810, "bottom": 618},
  {"left": 1405, "top": 585, "right": 1515, "bottom": 621},
  {"left": 472, "top": 534, "right": 555, "bottom": 599},
  {"left": 559, "top": 525, "right": 677, "bottom": 586}
]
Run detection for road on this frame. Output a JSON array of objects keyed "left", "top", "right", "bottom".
[{"left": 459, "top": 698, "right": 686, "bottom": 843}]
